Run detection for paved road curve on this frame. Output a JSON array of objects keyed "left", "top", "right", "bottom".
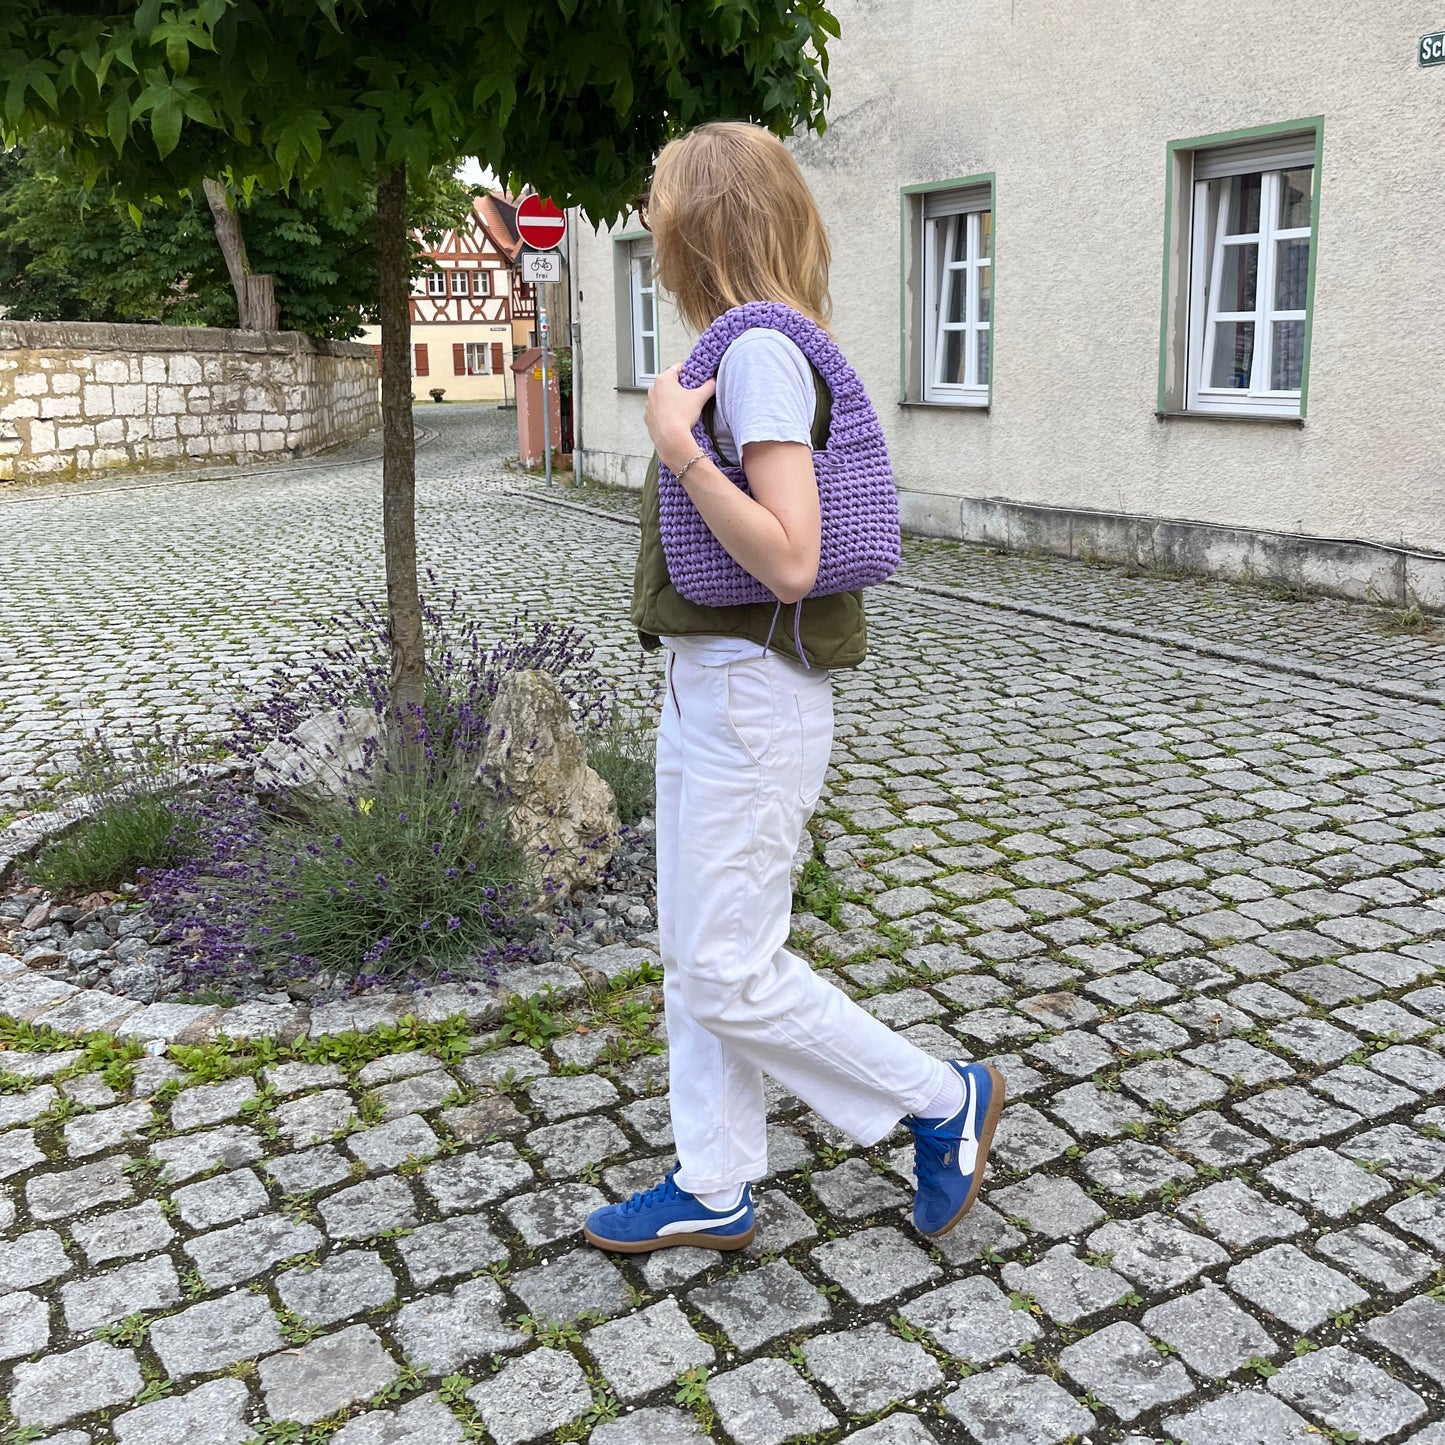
[{"left": 0, "top": 406, "right": 1442, "bottom": 1442}]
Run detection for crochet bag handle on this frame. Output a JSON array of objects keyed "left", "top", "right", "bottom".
[{"left": 657, "top": 301, "right": 901, "bottom": 609}]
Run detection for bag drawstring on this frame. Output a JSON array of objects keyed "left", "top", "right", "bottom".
[
  {"left": 760, "top": 598, "right": 810, "bottom": 671},
  {"left": 762, "top": 600, "right": 782, "bottom": 657}
]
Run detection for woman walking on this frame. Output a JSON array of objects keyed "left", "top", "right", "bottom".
[{"left": 584, "top": 121, "right": 1003, "bottom": 1254}]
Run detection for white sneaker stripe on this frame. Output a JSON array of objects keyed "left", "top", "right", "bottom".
[
  {"left": 655, "top": 1206, "right": 751, "bottom": 1237},
  {"left": 955, "top": 1073, "right": 981, "bottom": 1174}
]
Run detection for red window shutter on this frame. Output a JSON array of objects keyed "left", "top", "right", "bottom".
[
  {"left": 414, "top": 343, "right": 429, "bottom": 376},
  {"left": 372, "top": 344, "right": 382, "bottom": 374},
  {"left": 491, "top": 343, "right": 504, "bottom": 374},
  {"left": 453, "top": 343, "right": 466, "bottom": 376}
]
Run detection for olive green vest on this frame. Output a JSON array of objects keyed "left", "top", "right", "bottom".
[{"left": 630, "top": 367, "right": 868, "bottom": 670}]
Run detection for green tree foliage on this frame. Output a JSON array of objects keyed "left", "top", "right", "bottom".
[
  {"left": 0, "top": 148, "right": 102, "bottom": 320},
  {"left": 0, "top": 0, "right": 838, "bottom": 721},
  {"left": 0, "top": 1, "right": 835, "bottom": 218},
  {"left": 0, "top": 143, "right": 473, "bottom": 338}
]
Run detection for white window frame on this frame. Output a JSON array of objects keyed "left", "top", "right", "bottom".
[
  {"left": 1185, "top": 135, "right": 1316, "bottom": 417},
  {"left": 425, "top": 271, "right": 447, "bottom": 297},
  {"left": 628, "top": 243, "right": 659, "bottom": 386},
  {"left": 473, "top": 270, "right": 492, "bottom": 297},
  {"left": 450, "top": 270, "right": 470, "bottom": 296},
  {"left": 464, "top": 341, "right": 491, "bottom": 376},
  {"left": 921, "top": 187, "right": 992, "bottom": 406}
]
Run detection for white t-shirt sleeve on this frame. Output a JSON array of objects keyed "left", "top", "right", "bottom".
[{"left": 712, "top": 328, "right": 816, "bottom": 464}]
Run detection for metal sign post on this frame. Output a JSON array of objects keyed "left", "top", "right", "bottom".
[
  {"left": 515, "top": 199, "right": 567, "bottom": 486},
  {"left": 539, "top": 285, "right": 552, "bottom": 487},
  {"left": 521, "top": 250, "right": 562, "bottom": 484}
]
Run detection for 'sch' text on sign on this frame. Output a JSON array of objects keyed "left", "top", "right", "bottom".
[{"left": 1422, "top": 30, "right": 1445, "bottom": 65}]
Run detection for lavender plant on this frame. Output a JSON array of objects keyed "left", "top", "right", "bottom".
[
  {"left": 137, "top": 585, "right": 627, "bottom": 993},
  {"left": 147, "top": 758, "right": 537, "bottom": 991},
  {"left": 32, "top": 586, "right": 631, "bottom": 993},
  {"left": 230, "top": 577, "right": 611, "bottom": 759}
]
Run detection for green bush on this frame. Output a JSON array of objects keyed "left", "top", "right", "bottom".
[
  {"left": 585, "top": 708, "right": 656, "bottom": 826},
  {"left": 29, "top": 795, "right": 188, "bottom": 896},
  {"left": 25, "top": 724, "right": 210, "bottom": 897},
  {"left": 255, "top": 762, "right": 536, "bottom": 981}
]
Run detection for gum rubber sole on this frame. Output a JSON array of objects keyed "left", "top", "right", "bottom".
[
  {"left": 920, "top": 1063, "right": 1007, "bottom": 1239},
  {"left": 583, "top": 1223, "right": 757, "bottom": 1254}
]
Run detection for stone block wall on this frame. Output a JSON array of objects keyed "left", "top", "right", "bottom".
[{"left": 0, "top": 321, "right": 379, "bottom": 483}]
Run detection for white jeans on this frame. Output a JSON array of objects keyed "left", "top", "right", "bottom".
[{"left": 658, "top": 645, "right": 951, "bottom": 1194}]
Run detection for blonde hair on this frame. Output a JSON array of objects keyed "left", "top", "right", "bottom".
[{"left": 647, "top": 122, "right": 831, "bottom": 333}]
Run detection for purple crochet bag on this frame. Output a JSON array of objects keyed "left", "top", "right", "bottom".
[{"left": 657, "top": 302, "right": 901, "bottom": 607}]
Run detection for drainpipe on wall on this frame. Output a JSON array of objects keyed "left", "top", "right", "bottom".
[{"left": 567, "top": 210, "right": 583, "bottom": 467}]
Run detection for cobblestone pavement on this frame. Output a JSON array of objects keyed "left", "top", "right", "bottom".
[{"left": 1, "top": 407, "right": 1444, "bottom": 1442}]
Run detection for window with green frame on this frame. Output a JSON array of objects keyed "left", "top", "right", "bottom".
[
  {"left": 1159, "top": 122, "right": 1322, "bottom": 419},
  {"left": 900, "top": 176, "right": 994, "bottom": 407}
]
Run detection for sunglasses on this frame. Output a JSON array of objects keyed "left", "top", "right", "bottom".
[{"left": 633, "top": 192, "right": 650, "bottom": 231}]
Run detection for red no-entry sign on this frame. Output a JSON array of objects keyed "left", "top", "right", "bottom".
[{"left": 516, "top": 195, "right": 566, "bottom": 250}]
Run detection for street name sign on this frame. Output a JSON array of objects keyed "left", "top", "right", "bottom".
[{"left": 1422, "top": 30, "right": 1445, "bottom": 65}]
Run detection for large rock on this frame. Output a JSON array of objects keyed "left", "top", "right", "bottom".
[
  {"left": 480, "top": 671, "right": 619, "bottom": 897},
  {"left": 254, "top": 707, "right": 380, "bottom": 804}
]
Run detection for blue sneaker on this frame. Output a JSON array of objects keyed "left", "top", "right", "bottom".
[
  {"left": 584, "top": 1172, "right": 756, "bottom": 1254},
  {"left": 905, "top": 1061, "right": 1006, "bottom": 1237}
]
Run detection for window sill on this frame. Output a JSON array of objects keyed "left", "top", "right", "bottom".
[
  {"left": 898, "top": 399, "right": 990, "bottom": 413},
  {"left": 1156, "top": 409, "right": 1304, "bottom": 427},
  {"left": 615, "top": 384, "right": 651, "bottom": 394}
]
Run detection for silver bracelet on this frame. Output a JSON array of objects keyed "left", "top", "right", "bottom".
[{"left": 675, "top": 450, "right": 706, "bottom": 483}]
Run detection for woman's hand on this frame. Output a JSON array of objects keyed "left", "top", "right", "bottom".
[{"left": 644, "top": 363, "right": 717, "bottom": 472}]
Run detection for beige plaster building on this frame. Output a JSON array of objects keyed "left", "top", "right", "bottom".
[{"left": 570, "top": 2, "right": 1445, "bottom": 608}]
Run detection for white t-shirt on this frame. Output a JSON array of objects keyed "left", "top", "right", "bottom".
[{"left": 663, "top": 328, "right": 817, "bottom": 667}]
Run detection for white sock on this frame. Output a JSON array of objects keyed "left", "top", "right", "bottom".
[
  {"left": 919, "top": 1066, "right": 966, "bottom": 1122},
  {"left": 695, "top": 1184, "right": 746, "bottom": 1212}
]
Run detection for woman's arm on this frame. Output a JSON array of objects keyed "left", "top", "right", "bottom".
[{"left": 645, "top": 366, "right": 821, "bottom": 605}]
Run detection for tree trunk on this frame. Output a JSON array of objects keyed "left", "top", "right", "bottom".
[
  {"left": 376, "top": 165, "right": 426, "bottom": 736},
  {"left": 202, "top": 177, "right": 278, "bottom": 329},
  {"left": 244, "top": 273, "right": 278, "bottom": 331}
]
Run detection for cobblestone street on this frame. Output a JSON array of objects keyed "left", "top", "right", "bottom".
[{"left": 1, "top": 405, "right": 1443, "bottom": 1443}]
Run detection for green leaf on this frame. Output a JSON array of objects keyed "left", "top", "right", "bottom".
[
  {"left": 5, "top": 60, "right": 59, "bottom": 122},
  {"left": 134, "top": 0, "right": 165, "bottom": 42},
  {"left": 150, "top": 92, "right": 183, "bottom": 158},
  {"left": 494, "top": 73, "right": 516, "bottom": 128},
  {"left": 106, "top": 86, "right": 131, "bottom": 154},
  {"left": 331, "top": 109, "right": 381, "bottom": 169},
  {"left": 502, "top": 6, "right": 528, "bottom": 51},
  {"left": 181, "top": 89, "right": 218, "bottom": 128},
  {"left": 275, "top": 128, "right": 301, "bottom": 181}
]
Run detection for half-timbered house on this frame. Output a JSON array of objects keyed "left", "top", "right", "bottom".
[
  {"left": 476, "top": 193, "right": 540, "bottom": 352},
  {"left": 359, "top": 194, "right": 523, "bottom": 402}
]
